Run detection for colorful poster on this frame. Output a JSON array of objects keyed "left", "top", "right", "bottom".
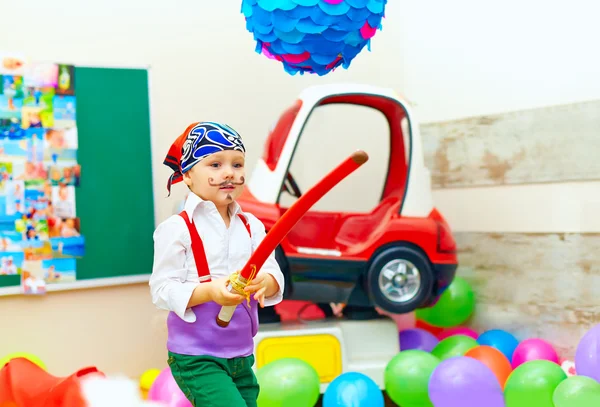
[
  {"left": 21, "top": 260, "right": 46, "bottom": 295},
  {"left": 55, "top": 64, "right": 75, "bottom": 96},
  {"left": 0, "top": 53, "right": 27, "bottom": 76},
  {"left": 52, "top": 96, "right": 76, "bottom": 129},
  {"left": 0, "top": 251, "right": 22, "bottom": 275},
  {"left": 0, "top": 53, "right": 84, "bottom": 294},
  {"left": 43, "top": 258, "right": 76, "bottom": 283},
  {"left": 0, "top": 95, "right": 23, "bottom": 120},
  {"left": 23, "top": 62, "right": 58, "bottom": 89}
]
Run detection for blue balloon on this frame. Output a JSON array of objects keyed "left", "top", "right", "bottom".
[
  {"left": 477, "top": 329, "right": 520, "bottom": 361},
  {"left": 323, "top": 372, "right": 384, "bottom": 407}
]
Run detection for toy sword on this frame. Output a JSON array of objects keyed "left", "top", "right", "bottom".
[{"left": 216, "top": 150, "right": 369, "bottom": 327}]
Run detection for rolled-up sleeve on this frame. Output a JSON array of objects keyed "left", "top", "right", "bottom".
[
  {"left": 149, "top": 216, "right": 197, "bottom": 323},
  {"left": 246, "top": 213, "right": 285, "bottom": 306}
]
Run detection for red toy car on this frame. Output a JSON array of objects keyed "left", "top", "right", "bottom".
[{"left": 237, "top": 84, "right": 458, "bottom": 321}]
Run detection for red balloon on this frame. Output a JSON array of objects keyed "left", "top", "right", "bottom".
[
  {"left": 438, "top": 327, "right": 478, "bottom": 340},
  {"left": 416, "top": 319, "right": 444, "bottom": 336}
]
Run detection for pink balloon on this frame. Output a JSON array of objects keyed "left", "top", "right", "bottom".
[
  {"left": 511, "top": 338, "right": 559, "bottom": 368},
  {"left": 171, "top": 394, "right": 193, "bottom": 407},
  {"left": 376, "top": 308, "right": 416, "bottom": 332},
  {"left": 438, "top": 327, "right": 478, "bottom": 340},
  {"left": 148, "top": 367, "right": 192, "bottom": 407}
]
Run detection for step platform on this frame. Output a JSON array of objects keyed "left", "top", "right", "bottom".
[{"left": 252, "top": 318, "right": 400, "bottom": 393}]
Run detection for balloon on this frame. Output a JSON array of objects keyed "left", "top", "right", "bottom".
[
  {"left": 511, "top": 338, "right": 559, "bottom": 368},
  {"left": 431, "top": 335, "right": 478, "bottom": 361},
  {"left": 171, "top": 393, "right": 194, "bottom": 407},
  {"left": 428, "top": 356, "right": 505, "bottom": 407},
  {"left": 416, "top": 276, "right": 475, "bottom": 328},
  {"left": 384, "top": 350, "right": 439, "bottom": 407},
  {"left": 575, "top": 323, "right": 600, "bottom": 382},
  {"left": 416, "top": 319, "right": 445, "bottom": 336},
  {"left": 477, "top": 329, "right": 520, "bottom": 362},
  {"left": 256, "top": 358, "right": 320, "bottom": 407},
  {"left": 147, "top": 368, "right": 192, "bottom": 407},
  {"left": 376, "top": 308, "right": 416, "bottom": 332},
  {"left": 438, "top": 327, "right": 478, "bottom": 340},
  {"left": 553, "top": 375, "right": 600, "bottom": 407},
  {"left": 400, "top": 328, "right": 439, "bottom": 352},
  {"left": 504, "top": 360, "right": 567, "bottom": 407},
  {"left": 0, "top": 353, "right": 46, "bottom": 371},
  {"left": 323, "top": 372, "right": 384, "bottom": 407},
  {"left": 140, "top": 368, "right": 161, "bottom": 391},
  {"left": 464, "top": 346, "right": 512, "bottom": 389}
]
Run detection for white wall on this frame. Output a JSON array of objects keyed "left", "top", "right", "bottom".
[
  {"left": 396, "top": 0, "right": 600, "bottom": 233},
  {"left": 398, "top": 0, "right": 600, "bottom": 123},
  {"left": 1, "top": 0, "right": 599, "bottom": 376}
]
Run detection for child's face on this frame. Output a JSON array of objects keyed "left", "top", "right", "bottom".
[{"left": 183, "top": 150, "right": 246, "bottom": 208}]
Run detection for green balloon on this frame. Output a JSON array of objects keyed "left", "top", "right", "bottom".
[
  {"left": 431, "top": 335, "right": 478, "bottom": 360},
  {"left": 384, "top": 350, "right": 440, "bottom": 407},
  {"left": 553, "top": 375, "right": 600, "bottom": 407},
  {"left": 504, "top": 360, "right": 567, "bottom": 407},
  {"left": 416, "top": 276, "right": 475, "bottom": 327},
  {"left": 256, "top": 358, "right": 321, "bottom": 407}
]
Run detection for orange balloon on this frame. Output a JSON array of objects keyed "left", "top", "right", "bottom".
[{"left": 464, "top": 345, "right": 513, "bottom": 389}]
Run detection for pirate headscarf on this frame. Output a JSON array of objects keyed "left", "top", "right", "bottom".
[{"left": 164, "top": 121, "right": 245, "bottom": 194}]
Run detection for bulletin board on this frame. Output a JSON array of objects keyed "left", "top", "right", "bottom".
[{"left": 0, "top": 55, "right": 154, "bottom": 294}]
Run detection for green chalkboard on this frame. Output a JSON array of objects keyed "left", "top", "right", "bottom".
[
  {"left": 0, "top": 66, "right": 154, "bottom": 289},
  {"left": 74, "top": 67, "right": 154, "bottom": 281}
]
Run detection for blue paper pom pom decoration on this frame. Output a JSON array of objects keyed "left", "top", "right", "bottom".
[{"left": 241, "top": 0, "right": 387, "bottom": 76}]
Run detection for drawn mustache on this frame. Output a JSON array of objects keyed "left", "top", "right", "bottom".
[{"left": 208, "top": 177, "right": 245, "bottom": 187}]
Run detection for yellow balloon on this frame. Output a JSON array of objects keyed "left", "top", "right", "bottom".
[
  {"left": 139, "top": 368, "right": 161, "bottom": 391},
  {"left": 0, "top": 352, "right": 47, "bottom": 370}
]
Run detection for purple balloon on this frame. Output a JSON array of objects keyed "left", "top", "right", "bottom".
[
  {"left": 400, "top": 328, "right": 439, "bottom": 352},
  {"left": 575, "top": 323, "right": 600, "bottom": 381},
  {"left": 428, "top": 357, "right": 505, "bottom": 407}
]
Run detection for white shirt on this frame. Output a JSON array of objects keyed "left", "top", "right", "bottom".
[{"left": 150, "top": 192, "right": 285, "bottom": 323}]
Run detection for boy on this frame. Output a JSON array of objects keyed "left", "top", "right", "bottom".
[{"left": 150, "top": 121, "right": 284, "bottom": 407}]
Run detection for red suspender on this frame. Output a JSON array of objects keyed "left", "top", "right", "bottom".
[
  {"left": 179, "top": 211, "right": 212, "bottom": 283},
  {"left": 238, "top": 213, "right": 252, "bottom": 238},
  {"left": 178, "top": 211, "right": 252, "bottom": 283}
]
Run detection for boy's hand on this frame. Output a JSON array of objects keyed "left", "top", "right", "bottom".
[
  {"left": 244, "top": 272, "right": 279, "bottom": 308},
  {"left": 208, "top": 277, "right": 246, "bottom": 306}
]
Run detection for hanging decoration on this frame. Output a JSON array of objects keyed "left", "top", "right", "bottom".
[{"left": 241, "top": 0, "right": 388, "bottom": 76}]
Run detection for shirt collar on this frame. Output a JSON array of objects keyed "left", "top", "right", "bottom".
[{"left": 183, "top": 192, "right": 243, "bottom": 220}]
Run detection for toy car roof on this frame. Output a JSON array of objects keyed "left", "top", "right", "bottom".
[{"left": 297, "top": 84, "right": 408, "bottom": 107}]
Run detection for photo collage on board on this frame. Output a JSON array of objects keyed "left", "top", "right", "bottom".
[{"left": 0, "top": 53, "right": 83, "bottom": 295}]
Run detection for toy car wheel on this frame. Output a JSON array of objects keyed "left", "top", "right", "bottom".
[{"left": 366, "top": 246, "right": 434, "bottom": 314}]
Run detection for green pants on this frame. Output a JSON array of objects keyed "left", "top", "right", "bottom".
[{"left": 167, "top": 351, "right": 259, "bottom": 407}]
